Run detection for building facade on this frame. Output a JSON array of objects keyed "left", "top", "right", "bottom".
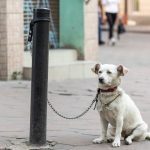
[
  {"left": 0, "top": 0, "right": 98, "bottom": 80},
  {"left": 0, "top": 0, "right": 24, "bottom": 80},
  {"left": 120, "top": 0, "right": 150, "bottom": 25},
  {"left": 129, "top": 0, "right": 150, "bottom": 25},
  {"left": 128, "top": 0, "right": 150, "bottom": 16}
]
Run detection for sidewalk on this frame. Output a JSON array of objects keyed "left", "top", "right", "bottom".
[
  {"left": 126, "top": 25, "right": 150, "bottom": 34},
  {"left": 0, "top": 33, "right": 150, "bottom": 149},
  {"left": 103, "top": 25, "right": 150, "bottom": 34}
]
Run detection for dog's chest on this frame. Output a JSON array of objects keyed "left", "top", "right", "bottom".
[
  {"left": 97, "top": 96, "right": 118, "bottom": 125},
  {"left": 102, "top": 108, "right": 116, "bottom": 124},
  {"left": 97, "top": 94, "right": 116, "bottom": 112}
]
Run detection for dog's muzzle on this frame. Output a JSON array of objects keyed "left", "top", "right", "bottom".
[{"left": 99, "top": 78, "right": 105, "bottom": 84}]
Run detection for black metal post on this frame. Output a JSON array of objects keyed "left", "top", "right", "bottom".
[{"left": 30, "top": 8, "right": 50, "bottom": 145}]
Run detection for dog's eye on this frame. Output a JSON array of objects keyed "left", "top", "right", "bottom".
[
  {"left": 107, "top": 71, "right": 112, "bottom": 74},
  {"left": 99, "top": 71, "right": 102, "bottom": 74}
]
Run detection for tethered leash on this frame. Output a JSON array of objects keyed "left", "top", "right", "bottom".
[{"left": 47, "top": 89, "right": 100, "bottom": 120}]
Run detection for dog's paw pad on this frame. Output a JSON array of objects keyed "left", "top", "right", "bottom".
[
  {"left": 112, "top": 140, "right": 120, "bottom": 147},
  {"left": 93, "top": 138, "right": 106, "bottom": 144}
]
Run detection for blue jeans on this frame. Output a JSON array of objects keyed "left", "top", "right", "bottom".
[{"left": 98, "top": 16, "right": 103, "bottom": 42}]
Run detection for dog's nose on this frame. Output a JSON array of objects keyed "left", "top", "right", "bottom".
[{"left": 99, "top": 78, "right": 104, "bottom": 84}]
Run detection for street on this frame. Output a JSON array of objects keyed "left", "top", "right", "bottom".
[{"left": 0, "top": 33, "right": 150, "bottom": 149}]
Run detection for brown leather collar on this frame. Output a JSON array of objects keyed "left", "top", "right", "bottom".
[{"left": 98, "top": 87, "right": 117, "bottom": 93}]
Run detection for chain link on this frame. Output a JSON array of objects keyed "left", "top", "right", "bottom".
[{"left": 47, "top": 96, "right": 98, "bottom": 120}]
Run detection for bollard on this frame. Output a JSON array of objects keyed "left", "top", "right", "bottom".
[{"left": 29, "top": 8, "right": 50, "bottom": 146}]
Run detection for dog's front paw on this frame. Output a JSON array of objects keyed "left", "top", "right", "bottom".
[
  {"left": 112, "top": 139, "right": 120, "bottom": 147},
  {"left": 93, "top": 137, "right": 107, "bottom": 144}
]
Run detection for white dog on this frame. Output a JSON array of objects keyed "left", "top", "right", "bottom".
[{"left": 91, "top": 63, "right": 150, "bottom": 147}]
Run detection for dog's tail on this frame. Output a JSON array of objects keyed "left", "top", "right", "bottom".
[{"left": 146, "top": 132, "right": 150, "bottom": 140}]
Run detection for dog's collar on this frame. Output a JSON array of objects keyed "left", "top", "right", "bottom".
[
  {"left": 98, "top": 86, "right": 118, "bottom": 93},
  {"left": 94, "top": 87, "right": 118, "bottom": 110}
]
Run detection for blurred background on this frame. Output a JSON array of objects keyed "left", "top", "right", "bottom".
[{"left": 0, "top": 0, "right": 150, "bottom": 81}]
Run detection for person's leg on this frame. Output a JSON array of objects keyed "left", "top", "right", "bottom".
[
  {"left": 111, "top": 13, "right": 117, "bottom": 38},
  {"left": 106, "top": 12, "right": 113, "bottom": 40},
  {"left": 106, "top": 13, "right": 118, "bottom": 45},
  {"left": 98, "top": 16, "right": 105, "bottom": 45}
]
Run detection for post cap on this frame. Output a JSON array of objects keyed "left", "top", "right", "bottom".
[{"left": 34, "top": 8, "right": 50, "bottom": 19}]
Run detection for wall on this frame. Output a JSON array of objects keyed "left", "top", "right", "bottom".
[
  {"left": 84, "top": 0, "right": 98, "bottom": 60},
  {"left": 0, "top": 1, "right": 7, "bottom": 80},
  {"left": 0, "top": 0, "right": 24, "bottom": 80},
  {"left": 139, "top": 0, "right": 150, "bottom": 16},
  {"left": 59, "top": 0, "right": 84, "bottom": 59},
  {"left": 126, "top": 0, "right": 150, "bottom": 17}
]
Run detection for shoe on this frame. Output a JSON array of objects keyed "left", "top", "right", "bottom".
[
  {"left": 99, "top": 41, "right": 105, "bottom": 45},
  {"left": 111, "top": 37, "right": 116, "bottom": 46},
  {"left": 108, "top": 37, "right": 116, "bottom": 46}
]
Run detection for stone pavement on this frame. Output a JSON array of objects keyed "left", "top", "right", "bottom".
[
  {"left": 126, "top": 25, "right": 150, "bottom": 34},
  {"left": 0, "top": 33, "right": 150, "bottom": 149}
]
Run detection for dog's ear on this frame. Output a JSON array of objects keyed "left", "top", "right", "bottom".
[
  {"left": 117, "top": 65, "right": 128, "bottom": 76},
  {"left": 91, "top": 63, "right": 101, "bottom": 74}
]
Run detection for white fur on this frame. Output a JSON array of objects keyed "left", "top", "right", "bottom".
[{"left": 92, "top": 64, "right": 150, "bottom": 147}]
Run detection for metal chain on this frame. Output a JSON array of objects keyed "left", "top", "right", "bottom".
[{"left": 47, "top": 96, "right": 98, "bottom": 120}]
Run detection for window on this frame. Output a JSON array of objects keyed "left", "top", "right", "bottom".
[{"left": 24, "top": 0, "right": 59, "bottom": 51}]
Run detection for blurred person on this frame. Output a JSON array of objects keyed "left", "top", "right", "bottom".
[
  {"left": 98, "top": 0, "right": 105, "bottom": 45},
  {"left": 102, "top": 0, "right": 121, "bottom": 45},
  {"left": 85, "top": 0, "right": 105, "bottom": 45}
]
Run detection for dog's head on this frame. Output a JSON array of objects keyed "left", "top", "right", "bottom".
[{"left": 91, "top": 63, "right": 128, "bottom": 89}]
